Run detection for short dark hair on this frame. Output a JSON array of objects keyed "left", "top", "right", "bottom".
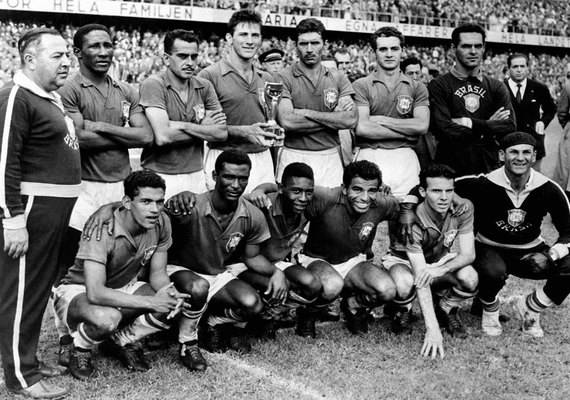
[
  {"left": 18, "top": 27, "right": 62, "bottom": 64},
  {"left": 228, "top": 9, "right": 262, "bottom": 36},
  {"left": 401, "top": 57, "right": 422, "bottom": 73},
  {"left": 343, "top": 161, "right": 382, "bottom": 187},
  {"left": 124, "top": 170, "right": 166, "bottom": 199},
  {"left": 73, "top": 24, "right": 111, "bottom": 49},
  {"left": 507, "top": 53, "right": 528, "bottom": 68},
  {"left": 281, "top": 163, "right": 314, "bottom": 186},
  {"left": 451, "top": 24, "right": 486, "bottom": 47},
  {"left": 214, "top": 149, "right": 252, "bottom": 173},
  {"left": 370, "top": 26, "right": 405, "bottom": 51},
  {"left": 295, "top": 18, "right": 326, "bottom": 42},
  {"left": 164, "top": 29, "right": 199, "bottom": 55},
  {"left": 419, "top": 164, "right": 456, "bottom": 189}
]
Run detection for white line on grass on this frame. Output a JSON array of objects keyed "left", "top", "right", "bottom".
[{"left": 212, "top": 353, "right": 338, "bottom": 400}]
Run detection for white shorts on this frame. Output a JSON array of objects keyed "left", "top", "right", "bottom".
[
  {"left": 224, "top": 261, "right": 295, "bottom": 277},
  {"left": 204, "top": 148, "right": 275, "bottom": 195},
  {"left": 69, "top": 180, "right": 124, "bottom": 230},
  {"left": 276, "top": 146, "right": 343, "bottom": 188},
  {"left": 167, "top": 264, "right": 236, "bottom": 302},
  {"left": 297, "top": 253, "right": 366, "bottom": 279},
  {"left": 157, "top": 170, "right": 208, "bottom": 199},
  {"left": 354, "top": 147, "right": 420, "bottom": 199},
  {"left": 53, "top": 280, "right": 146, "bottom": 332},
  {"left": 381, "top": 252, "right": 458, "bottom": 270}
]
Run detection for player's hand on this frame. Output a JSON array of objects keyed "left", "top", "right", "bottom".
[
  {"left": 165, "top": 191, "right": 196, "bottom": 216},
  {"left": 421, "top": 329, "right": 445, "bottom": 359},
  {"left": 451, "top": 194, "right": 469, "bottom": 217},
  {"left": 202, "top": 109, "right": 226, "bottom": 125},
  {"left": 379, "top": 183, "right": 392, "bottom": 196},
  {"left": 249, "top": 189, "right": 272, "bottom": 209},
  {"left": 153, "top": 283, "right": 190, "bottom": 315},
  {"left": 246, "top": 123, "right": 279, "bottom": 147},
  {"left": 396, "top": 202, "right": 419, "bottom": 245},
  {"left": 415, "top": 266, "right": 445, "bottom": 288},
  {"left": 83, "top": 204, "right": 115, "bottom": 240},
  {"left": 334, "top": 97, "right": 354, "bottom": 112},
  {"left": 520, "top": 251, "right": 557, "bottom": 274},
  {"left": 535, "top": 121, "right": 545, "bottom": 135},
  {"left": 264, "top": 269, "right": 288, "bottom": 305},
  {"left": 3, "top": 227, "right": 29, "bottom": 258},
  {"left": 489, "top": 107, "right": 510, "bottom": 121}
]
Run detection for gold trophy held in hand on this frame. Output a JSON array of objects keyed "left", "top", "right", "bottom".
[{"left": 262, "top": 82, "right": 285, "bottom": 147}]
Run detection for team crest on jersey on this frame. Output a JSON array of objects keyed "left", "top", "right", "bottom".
[
  {"left": 324, "top": 88, "right": 338, "bottom": 110},
  {"left": 226, "top": 232, "right": 244, "bottom": 252},
  {"left": 443, "top": 230, "right": 458, "bottom": 247},
  {"left": 396, "top": 95, "right": 413, "bottom": 115},
  {"left": 359, "top": 222, "right": 375, "bottom": 241},
  {"left": 141, "top": 245, "right": 158, "bottom": 266},
  {"left": 193, "top": 103, "right": 205, "bottom": 123},
  {"left": 121, "top": 101, "right": 130, "bottom": 127},
  {"left": 63, "top": 116, "right": 79, "bottom": 150},
  {"left": 463, "top": 94, "right": 480, "bottom": 113},
  {"left": 507, "top": 208, "right": 526, "bottom": 227}
]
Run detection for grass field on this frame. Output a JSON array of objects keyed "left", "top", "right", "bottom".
[{"left": 1, "top": 123, "right": 569, "bottom": 399}]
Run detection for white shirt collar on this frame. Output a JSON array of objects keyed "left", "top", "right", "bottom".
[
  {"left": 13, "top": 70, "right": 65, "bottom": 113},
  {"left": 508, "top": 77, "right": 527, "bottom": 98}
]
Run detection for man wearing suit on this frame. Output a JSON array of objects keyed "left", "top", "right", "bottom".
[{"left": 504, "top": 53, "right": 556, "bottom": 171}]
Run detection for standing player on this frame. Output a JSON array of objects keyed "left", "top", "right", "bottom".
[
  {"left": 553, "top": 78, "right": 570, "bottom": 199},
  {"left": 425, "top": 133, "right": 570, "bottom": 337},
  {"left": 386, "top": 164, "right": 477, "bottom": 344},
  {"left": 401, "top": 56, "right": 437, "bottom": 170},
  {"left": 0, "top": 28, "right": 79, "bottom": 399},
  {"left": 140, "top": 29, "right": 227, "bottom": 198},
  {"left": 199, "top": 10, "right": 281, "bottom": 194},
  {"left": 504, "top": 53, "right": 556, "bottom": 171},
  {"left": 166, "top": 150, "right": 288, "bottom": 353},
  {"left": 275, "top": 18, "right": 358, "bottom": 187},
  {"left": 429, "top": 24, "right": 516, "bottom": 176},
  {"left": 353, "top": 27, "right": 429, "bottom": 198},
  {"left": 53, "top": 171, "right": 189, "bottom": 380},
  {"left": 58, "top": 24, "right": 154, "bottom": 281}
]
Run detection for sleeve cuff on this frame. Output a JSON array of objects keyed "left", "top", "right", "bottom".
[{"left": 2, "top": 214, "right": 26, "bottom": 230}]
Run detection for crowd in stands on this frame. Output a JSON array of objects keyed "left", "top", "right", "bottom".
[
  {"left": 127, "top": 0, "right": 570, "bottom": 37},
  {"left": 1, "top": 20, "right": 569, "bottom": 98}
]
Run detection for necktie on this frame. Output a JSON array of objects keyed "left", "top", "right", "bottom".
[{"left": 516, "top": 83, "right": 522, "bottom": 103}]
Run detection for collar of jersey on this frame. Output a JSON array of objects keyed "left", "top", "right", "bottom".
[
  {"left": 13, "top": 70, "right": 65, "bottom": 112},
  {"left": 450, "top": 65, "right": 483, "bottom": 82}
]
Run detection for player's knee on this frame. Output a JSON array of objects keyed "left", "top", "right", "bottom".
[
  {"left": 90, "top": 308, "right": 122, "bottom": 334},
  {"left": 390, "top": 267, "right": 414, "bottom": 297},
  {"left": 296, "top": 273, "right": 323, "bottom": 300},
  {"left": 321, "top": 275, "right": 344, "bottom": 301},
  {"left": 477, "top": 261, "right": 506, "bottom": 284},
  {"left": 186, "top": 277, "right": 210, "bottom": 304},
  {"left": 375, "top": 278, "right": 397, "bottom": 302},
  {"left": 238, "top": 292, "right": 263, "bottom": 315},
  {"left": 456, "top": 266, "right": 478, "bottom": 292}
]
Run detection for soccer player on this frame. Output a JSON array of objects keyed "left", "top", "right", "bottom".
[
  {"left": 504, "top": 53, "right": 556, "bottom": 171},
  {"left": 252, "top": 161, "right": 399, "bottom": 337},
  {"left": 0, "top": 28, "right": 79, "bottom": 399},
  {"left": 140, "top": 29, "right": 227, "bottom": 199},
  {"left": 275, "top": 18, "right": 357, "bottom": 187},
  {"left": 553, "top": 77, "right": 570, "bottom": 198},
  {"left": 57, "top": 24, "right": 153, "bottom": 281},
  {"left": 401, "top": 56, "right": 437, "bottom": 170},
  {"left": 199, "top": 10, "right": 281, "bottom": 194},
  {"left": 53, "top": 171, "right": 190, "bottom": 381},
  {"left": 386, "top": 164, "right": 477, "bottom": 346},
  {"left": 428, "top": 24, "right": 516, "bottom": 176},
  {"left": 353, "top": 27, "right": 429, "bottom": 199},
  {"left": 166, "top": 150, "right": 288, "bottom": 353}
]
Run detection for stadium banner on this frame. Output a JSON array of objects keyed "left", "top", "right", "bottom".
[{"left": 2, "top": 0, "right": 570, "bottom": 49}]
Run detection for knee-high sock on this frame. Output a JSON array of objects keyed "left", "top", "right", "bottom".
[
  {"left": 72, "top": 322, "right": 104, "bottom": 351},
  {"left": 178, "top": 304, "right": 207, "bottom": 344},
  {"left": 261, "top": 290, "right": 316, "bottom": 319},
  {"left": 526, "top": 287, "right": 554, "bottom": 314},
  {"left": 439, "top": 287, "right": 477, "bottom": 314},
  {"left": 112, "top": 314, "right": 170, "bottom": 347},
  {"left": 207, "top": 308, "right": 248, "bottom": 327}
]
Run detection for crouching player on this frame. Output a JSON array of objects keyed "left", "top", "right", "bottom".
[
  {"left": 385, "top": 164, "right": 477, "bottom": 357},
  {"left": 53, "top": 171, "right": 189, "bottom": 380}
]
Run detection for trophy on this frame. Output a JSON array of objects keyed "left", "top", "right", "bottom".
[{"left": 262, "top": 82, "right": 284, "bottom": 147}]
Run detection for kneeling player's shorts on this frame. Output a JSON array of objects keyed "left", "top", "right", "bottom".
[
  {"left": 53, "top": 279, "right": 147, "bottom": 332},
  {"left": 167, "top": 264, "right": 236, "bottom": 302},
  {"left": 226, "top": 261, "right": 295, "bottom": 279},
  {"left": 381, "top": 252, "right": 458, "bottom": 270},
  {"left": 297, "top": 253, "right": 367, "bottom": 279}
]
